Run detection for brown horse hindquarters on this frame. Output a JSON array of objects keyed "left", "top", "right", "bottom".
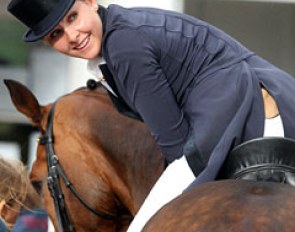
[{"left": 142, "top": 179, "right": 295, "bottom": 232}]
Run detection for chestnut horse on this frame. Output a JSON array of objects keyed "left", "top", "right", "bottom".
[
  {"left": 4, "top": 79, "right": 165, "bottom": 232},
  {"left": 5, "top": 79, "right": 295, "bottom": 232}
]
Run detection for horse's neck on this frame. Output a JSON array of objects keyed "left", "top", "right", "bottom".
[
  {"left": 64, "top": 87, "right": 164, "bottom": 213},
  {"left": 97, "top": 111, "right": 163, "bottom": 210},
  {"left": 87, "top": 90, "right": 164, "bottom": 213}
]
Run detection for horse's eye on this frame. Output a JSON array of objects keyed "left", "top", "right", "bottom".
[{"left": 31, "top": 181, "right": 43, "bottom": 196}]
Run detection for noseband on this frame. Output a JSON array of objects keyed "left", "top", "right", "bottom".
[{"left": 38, "top": 100, "right": 118, "bottom": 232}]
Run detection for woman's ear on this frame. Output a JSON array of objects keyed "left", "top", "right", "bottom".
[
  {"left": 94, "top": 4, "right": 98, "bottom": 11},
  {"left": 88, "top": 0, "right": 98, "bottom": 10}
]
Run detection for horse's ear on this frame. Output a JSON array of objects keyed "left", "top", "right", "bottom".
[{"left": 4, "top": 79, "right": 42, "bottom": 125}]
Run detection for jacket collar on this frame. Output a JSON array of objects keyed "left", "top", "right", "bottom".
[{"left": 98, "top": 5, "right": 107, "bottom": 35}]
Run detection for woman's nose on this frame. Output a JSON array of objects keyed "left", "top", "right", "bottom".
[{"left": 65, "top": 26, "right": 79, "bottom": 42}]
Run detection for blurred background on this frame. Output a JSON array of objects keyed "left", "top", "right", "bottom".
[{"left": 0, "top": 0, "right": 294, "bottom": 169}]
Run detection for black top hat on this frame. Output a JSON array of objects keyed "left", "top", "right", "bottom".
[{"left": 7, "top": 0, "right": 75, "bottom": 42}]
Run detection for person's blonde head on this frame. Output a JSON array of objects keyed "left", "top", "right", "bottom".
[
  {"left": 0, "top": 158, "right": 28, "bottom": 205},
  {"left": 0, "top": 157, "right": 42, "bottom": 229}
]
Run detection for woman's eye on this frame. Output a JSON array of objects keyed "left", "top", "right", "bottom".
[
  {"left": 50, "top": 29, "right": 62, "bottom": 39},
  {"left": 69, "top": 12, "right": 78, "bottom": 22}
]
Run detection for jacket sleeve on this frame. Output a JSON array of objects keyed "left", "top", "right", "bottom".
[{"left": 105, "top": 28, "right": 190, "bottom": 163}]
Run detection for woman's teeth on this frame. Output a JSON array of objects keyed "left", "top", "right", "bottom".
[{"left": 76, "top": 36, "right": 90, "bottom": 50}]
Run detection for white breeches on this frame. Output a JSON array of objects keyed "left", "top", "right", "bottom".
[{"left": 127, "top": 156, "right": 195, "bottom": 232}]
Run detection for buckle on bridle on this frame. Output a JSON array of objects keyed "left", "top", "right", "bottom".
[{"left": 37, "top": 136, "right": 54, "bottom": 145}]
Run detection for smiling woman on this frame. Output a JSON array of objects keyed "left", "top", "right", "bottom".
[{"left": 42, "top": 0, "right": 103, "bottom": 59}]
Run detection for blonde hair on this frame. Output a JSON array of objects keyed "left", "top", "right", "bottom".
[{"left": 0, "top": 157, "right": 41, "bottom": 211}]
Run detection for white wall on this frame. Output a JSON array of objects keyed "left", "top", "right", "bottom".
[
  {"left": 0, "top": 142, "right": 20, "bottom": 160},
  {"left": 99, "top": 0, "right": 183, "bottom": 11}
]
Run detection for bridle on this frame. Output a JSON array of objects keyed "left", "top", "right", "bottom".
[{"left": 38, "top": 100, "right": 118, "bottom": 232}]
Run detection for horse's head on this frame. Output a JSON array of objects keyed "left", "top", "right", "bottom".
[{"left": 4, "top": 79, "right": 164, "bottom": 232}]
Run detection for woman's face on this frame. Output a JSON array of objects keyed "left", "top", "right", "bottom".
[{"left": 44, "top": 0, "right": 103, "bottom": 59}]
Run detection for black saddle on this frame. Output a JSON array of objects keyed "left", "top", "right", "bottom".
[{"left": 217, "top": 137, "right": 295, "bottom": 186}]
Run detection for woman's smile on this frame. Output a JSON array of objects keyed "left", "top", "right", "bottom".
[{"left": 74, "top": 35, "right": 90, "bottom": 51}]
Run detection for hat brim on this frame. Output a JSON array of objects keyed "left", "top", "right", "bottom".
[{"left": 23, "top": 0, "right": 75, "bottom": 42}]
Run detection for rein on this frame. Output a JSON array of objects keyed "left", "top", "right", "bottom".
[{"left": 38, "top": 100, "right": 118, "bottom": 232}]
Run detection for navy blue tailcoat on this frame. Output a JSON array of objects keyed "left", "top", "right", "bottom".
[{"left": 98, "top": 5, "right": 295, "bottom": 185}]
